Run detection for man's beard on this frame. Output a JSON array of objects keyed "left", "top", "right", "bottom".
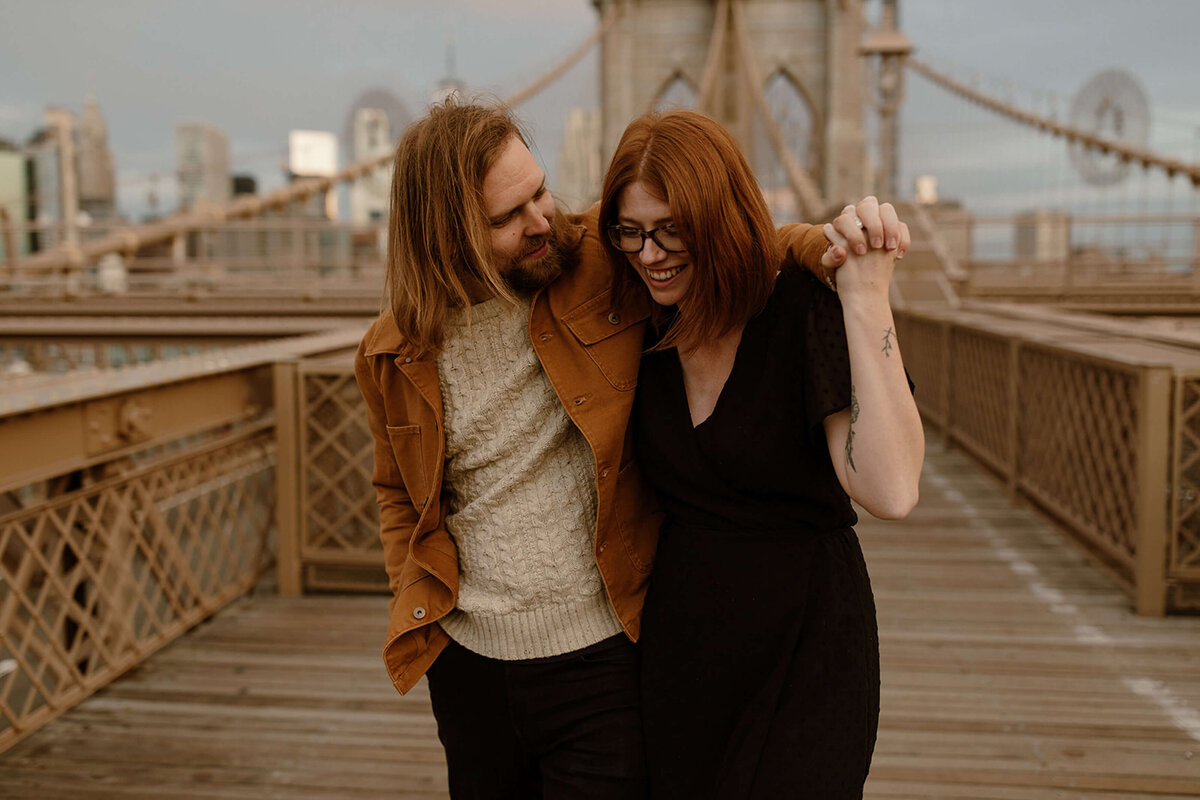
[{"left": 498, "top": 213, "right": 569, "bottom": 294}]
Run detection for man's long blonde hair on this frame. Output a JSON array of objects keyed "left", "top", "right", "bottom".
[{"left": 385, "top": 98, "right": 528, "bottom": 352}]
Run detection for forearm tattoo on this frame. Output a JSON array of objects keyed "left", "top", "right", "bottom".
[
  {"left": 881, "top": 326, "right": 895, "bottom": 358},
  {"left": 846, "top": 384, "right": 860, "bottom": 472}
]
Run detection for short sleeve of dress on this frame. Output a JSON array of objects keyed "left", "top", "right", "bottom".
[{"left": 801, "top": 275, "right": 852, "bottom": 443}]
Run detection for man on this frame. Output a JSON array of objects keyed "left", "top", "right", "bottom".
[{"left": 354, "top": 98, "right": 905, "bottom": 799}]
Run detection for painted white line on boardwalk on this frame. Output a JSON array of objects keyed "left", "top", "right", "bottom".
[
  {"left": 1124, "top": 678, "right": 1200, "bottom": 743},
  {"left": 928, "top": 445, "right": 1200, "bottom": 745},
  {"left": 1029, "top": 581, "right": 1066, "bottom": 606},
  {"left": 1072, "top": 624, "right": 1113, "bottom": 645}
]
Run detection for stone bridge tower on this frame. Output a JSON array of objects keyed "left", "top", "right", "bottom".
[{"left": 593, "top": 0, "right": 867, "bottom": 208}]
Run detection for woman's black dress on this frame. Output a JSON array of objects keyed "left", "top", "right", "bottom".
[{"left": 636, "top": 267, "right": 880, "bottom": 800}]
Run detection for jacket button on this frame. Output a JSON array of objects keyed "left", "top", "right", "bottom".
[
  {"left": 600, "top": 468, "right": 609, "bottom": 478},
  {"left": 404, "top": 357, "right": 413, "bottom": 364},
  {"left": 412, "top": 606, "right": 427, "bottom": 620},
  {"left": 607, "top": 312, "right": 621, "bottom": 325}
]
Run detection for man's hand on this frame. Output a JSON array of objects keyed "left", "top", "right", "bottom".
[{"left": 819, "top": 196, "right": 910, "bottom": 281}]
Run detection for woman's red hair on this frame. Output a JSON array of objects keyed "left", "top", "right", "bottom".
[{"left": 599, "top": 110, "right": 780, "bottom": 351}]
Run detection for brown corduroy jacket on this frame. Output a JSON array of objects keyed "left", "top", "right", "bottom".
[{"left": 354, "top": 207, "right": 828, "bottom": 694}]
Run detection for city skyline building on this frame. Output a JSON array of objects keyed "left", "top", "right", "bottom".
[
  {"left": 176, "top": 122, "right": 231, "bottom": 212},
  {"left": 430, "top": 35, "right": 464, "bottom": 105},
  {"left": 26, "top": 107, "right": 78, "bottom": 250},
  {"left": 287, "top": 129, "right": 339, "bottom": 219},
  {"left": 349, "top": 108, "right": 391, "bottom": 225},
  {"left": 77, "top": 96, "right": 116, "bottom": 220},
  {"left": 0, "top": 140, "right": 26, "bottom": 261}
]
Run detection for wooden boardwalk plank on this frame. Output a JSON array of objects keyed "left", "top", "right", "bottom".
[{"left": 2, "top": 436, "right": 1200, "bottom": 798}]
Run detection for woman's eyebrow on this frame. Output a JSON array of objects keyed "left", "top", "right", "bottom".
[{"left": 617, "top": 215, "right": 673, "bottom": 226}]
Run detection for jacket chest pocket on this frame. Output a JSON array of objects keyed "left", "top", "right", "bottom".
[
  {"left": 562, "top": 291, "right": 648, "bottom": 391},
  {"left": 385, "top": 424, "right": 429, "bottom": 510}
]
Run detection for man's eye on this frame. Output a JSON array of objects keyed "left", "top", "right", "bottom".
[{"left": 491, "top": 214, "right": 514, "bottom": 228}]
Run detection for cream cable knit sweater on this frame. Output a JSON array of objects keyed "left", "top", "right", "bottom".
[{"left": 435, "top": 296, "right": 622, "bottom": 660}]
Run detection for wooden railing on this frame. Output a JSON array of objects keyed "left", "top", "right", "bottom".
[
  {"left": 895, "top": 306, "right": 1200, "bottom": 613},
  {"left": 0, "top": 327, "right": 366, "bottom": 753}
]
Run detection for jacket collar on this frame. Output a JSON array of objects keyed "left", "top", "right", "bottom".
[
  {"left": 362, "top": 210, "right": 589, "bottom": 361},
  {"left": 361, "top": 310, "right": 415, "bottom": 359}
]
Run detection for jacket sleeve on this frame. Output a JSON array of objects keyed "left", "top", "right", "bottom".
[
  {"left": 353, "top": 339, "right": 422, "bottom": 614},
  {"left": 777, "top": 222, "right": 835, "bottom": 287}
]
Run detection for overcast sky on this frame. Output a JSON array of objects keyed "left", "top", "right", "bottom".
[{"left": 2, "top": 0, "right": 1197, "bottom": 219}]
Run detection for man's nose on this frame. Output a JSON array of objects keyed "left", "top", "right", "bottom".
[{"left": 524, "top": 205, "right": 551, "bottom": 235}]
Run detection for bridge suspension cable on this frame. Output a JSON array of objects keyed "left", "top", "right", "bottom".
[
  {"left": 908, "top": 57, "right": 1200, "bottom": 187},
  {"left": 695, "top": 0, "right": 731, "bottom": 115},
  {"left": 504, "top": 2, "right": 621, "bottom": 108},
  {"left": 729, "top": 0, "right": 827, "bottom": 220}
]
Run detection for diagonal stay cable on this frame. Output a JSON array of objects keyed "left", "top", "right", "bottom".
[
  {"left": 730, "top": 0, "right": 826, "bottom": 219},
  {"left": 504, "top": 2, "right": 622, "bottom": 108},
  {"left": 696, "top": 0, "right": 732, "bottom": 115}
]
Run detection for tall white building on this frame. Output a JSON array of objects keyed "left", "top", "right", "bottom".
[
  {"left": 176, "top": 122, "right": 231, "bottom": 212},
  {"left": 557, "top": 109, "right": 602, "bottom": 212},
  {"left": 288, "top": 130, "right": 339, "bottom": 219},
  {"left": 349, "top": 108, "right": 392, "bottom": 225}
]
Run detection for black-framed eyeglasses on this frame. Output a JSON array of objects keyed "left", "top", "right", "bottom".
[{"left": 607, "top": 224, "right": 687, "bottom": 254}]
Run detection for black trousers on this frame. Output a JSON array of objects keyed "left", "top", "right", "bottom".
[{"left": 424, "top": 634, "right": 648, "bottom": 800}]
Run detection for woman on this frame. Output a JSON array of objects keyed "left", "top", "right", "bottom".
[{"left": 599, "top": 110, "right": 924, "bottom": 799}]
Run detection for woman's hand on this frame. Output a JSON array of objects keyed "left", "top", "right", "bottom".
[
  {"left": 819, "top": 196, "right": 909, "bottom": 278},
  {"left": 831, "top": 243, "right": 897, "bottom": 304}
]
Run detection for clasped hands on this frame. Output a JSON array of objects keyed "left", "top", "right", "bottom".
[{"left": 818, "top": 196, "right": 908, "bottom": 298}]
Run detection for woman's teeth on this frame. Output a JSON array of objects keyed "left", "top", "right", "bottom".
[{"left": 647, "top": 266, "right": 682, "bottom": 281}]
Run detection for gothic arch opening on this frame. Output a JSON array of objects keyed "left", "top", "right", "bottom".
[
  {"left": 753, "top": 68, "right": 821, "bottom": 222},
  {"left": 651, "top": 71, "right": 698, "bottom": 111}
]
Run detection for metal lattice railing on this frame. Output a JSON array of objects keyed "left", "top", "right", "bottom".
[
  {"left": 299, "top": 359, "right": 383, "bottom": 591},
  {"left": 948, "top": 326, "right": 1014, "bottom": 477},
  {"left": 273, "top": 355, "right": 384, "bottom": 596},
  {"left": 1171, "top": 373, "right": 1200, "bottom": 607},
  {"left": 0, "top": 429, "right": 275, "bottom": 751},
  {"left": 1018, "top": 347, "right": 1140, "bottom": 566},
  {"left": 895, "top": 308, "right": 1182, "bottom": 613},
  {"left": 0, "top": 327, "right": 367, "bottom": 753}
]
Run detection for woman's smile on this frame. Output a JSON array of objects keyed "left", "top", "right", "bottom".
[{"left": 617, "top": 181, "right": 694, "bottom": 306}]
